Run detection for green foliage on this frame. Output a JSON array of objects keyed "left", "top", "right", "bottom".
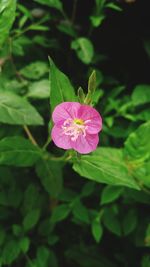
[
  {"left": 73, "top": 148, "right": 139, "bottom": 189},
  {"left": 0, "top": 136, "right": 41, "bottom": 166},
  {"left": 71, "top": 38, "right": 94, "bottom": 64},
  {"left": 36, "top": 158, "right": 63, "bottom": 197},
  {"left": 101, "top": 185, "right": 123, "bottom": 205},
  {"left": 49, "top": 57, "right": 76, "bottom": 111},
  {"left": 0, "top": 1, "right": 150, "bottom": 267},
  {"left": 0, "top": 0, "right": 16, "bottom": 47},
  {"left": 0, "top": 92, "right": 44, "bottom": 125}
]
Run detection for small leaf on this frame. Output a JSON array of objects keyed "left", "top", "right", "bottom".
[
  {"left": 92, "top": 220, "right": 103, "bottom": 243},
  {"left": 27, "top": 79, "right": 50, "bottom": 99},
  {"left": 88, "top": 70, "right": 96, "bottom": 94},
  {"left": 123, "top": 209, "right": 137, "bottom": 236},
  {"left": 51, "top": 204, "right": 70, "bottom": 223},
  {"left": 23, "top": 209, "right": 40, "bottom": 232},
  {"left": 90, "top": 15, "right": 105, "bottom": 27},
  {"left": 101, "top": 185, "right": 123, "bottom": 205},
  {"left": 106, "top": 2, "right": 122, "bottom": 11},
  {"left": 20, "top": 61, "right": 48, "bottom": 80},
  {"left": 72, "top": 199, "right": 90, "bottom": 224},
  {"left": 71, "top": 37, "right": 94, "bottom": 64},
  {"left": 81, "top": 182, "right": 95, "bottom": 197},
  {"left": 34, "top": 0, "right": 63, "bottom": 11},
  {"left": 78, "top": 87, "right": 85, "bottom": 103},
  {"left": 19, "top": 237, "right": 30, "bottom": 253},
  {"left": 0, "top": 136, "right": 41, "bottom": 167},
  {"left": 103, "top": 207, "right": 122, "bottom": 236},
  {"left": 0, "top": 92, "right": 44, "bottom": 125}
]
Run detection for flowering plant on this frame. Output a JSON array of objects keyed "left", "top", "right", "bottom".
[{"left": 51, "top": 102, "right": 102, "bottom": 154}]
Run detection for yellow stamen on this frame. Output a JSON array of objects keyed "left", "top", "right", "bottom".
[{"left": 74, "top": 118, "right": 84, "bottom": 125}]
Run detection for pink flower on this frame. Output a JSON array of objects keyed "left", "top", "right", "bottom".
[{"left": 51, "top": 102, "right": 102, "bottom": 154}]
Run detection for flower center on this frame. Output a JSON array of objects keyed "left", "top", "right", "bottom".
[{"left": 62, "top": 118, "right": 89, "bottom": 141}]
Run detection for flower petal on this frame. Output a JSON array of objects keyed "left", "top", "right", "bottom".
[
  {"left": 52, "top": 102, "right": 81, "bottom": 124},
  {"left": 51, "top": 125, "right": 72, "bottom": 150},
  {"left": 71, "top": 133, "right": 99, "bottom": 154},
  {"left": 78, "top": 105, "right": 102, "bottom": 134}
]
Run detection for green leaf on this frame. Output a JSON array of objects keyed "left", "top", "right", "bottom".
[
  {"left": 0, "top": 0, "right": 16, "bottom": 47},
  {"left": 49, "top": 57, "right": 76, "bottom": 111},
  {"left": 106, "top": 3, "right": 122, "bottom": 11},
  {"left": 0, "top": 136, "right": 41, "bottom": 166},
  {"left": 36, "top": 246, "right": 50, "bottom": 267},
  {"left": 103, "top": 207, "right": 121, "bottom": 236},
  {"left": 123, "top": 209, "right": 137, "bottom": 236},
  {"left": 19, "top": 237, "right": 30, "bottom": 253},
  {"left": 23, "top": 184, "right": 41, "bottom": 213},
  {"left": 0, "top": 92, "right": 44, "bottom": 125},
  {"left": 23, "top": 209, "right": 40, "bottom": 232},
  {"left": 36, "top": 158, "right": 63, "bottom": 198},
  {"left": 2, "top": 240, "right": 20, "bottom": 264},
  {"left": 57, "top": 21, "right": 77, "bottom": 37},
  {"left": 81, "top": 181, "right": 95, "bottom": 197},
  {"left": 27, "top": 79, "right": 50, "bottom": 99},
  {"left": 88, "top": 70, "right": 96, "bottom": 94},
  {"left": 124, "top": 121, "right": 150, "bottom": 161},
  {"left": 131, "top": 85, "right": 150, "bottom": 106},
  {"left": 34, "top": 0, "right": 63, "bottom": 11},
  {"left": 73, "top": 147, "right": 139, "bottom": 190},
  {"left": 71, "top": 37, "right": 94, "bottom": 64},
  {"left": 20, "top": 61, "right": 48, "bottom": 80},
  {"left": 92, "top": 220, "right": 103, "bottom": 243},
  {"left": 72, "top": 199, "right": 90, "bottom": 224},
  {"left": 51, "top": 204, "right": 71, "bottom": 223},
  {"left": 12, "top": 224, "right": 22, "bottom": 236},
  {"left": 101, "top": 185, "right": 123, "bottom": 205},
  {"left": 90, "top": 15, "right": 105, "bottom": 27}
]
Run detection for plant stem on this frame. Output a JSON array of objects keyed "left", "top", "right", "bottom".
[
  {"left": 42, "top": 135, "right": 52, "bottom": 150},
  {"left": 23, "top": 125, "right": 38, "bottom": 146},
  {"left": 71, "top": 0, "right": 78, "bottom": 24}
]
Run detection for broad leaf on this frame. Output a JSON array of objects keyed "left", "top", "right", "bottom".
[
  {"left": 0, "top": 92, "right": 44, "bottom": 125},
  {"left": 0, "top": 136, "right": 41, "bottom": 166},
  {"left": 73, "top": 147, "right": 139, "bottom": 189},
  {"left": 49, "top": 58, "right": 76, "bottom": 111},
  {"left": 71, "top": 37, "right": 94, "bottom": 64},
  {"left": 0, "top": 0, "right": 16, "bottom": 47},
  {"left": 36, "top": 158, "right": 63, "bottom": 197}
]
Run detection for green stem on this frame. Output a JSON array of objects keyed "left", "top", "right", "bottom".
[
  {"left": 23, "top": 125, "right": 38, "bottom": 146},
  {"left": 42, "top": 135, "right": 52, "bottom": 150}
]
